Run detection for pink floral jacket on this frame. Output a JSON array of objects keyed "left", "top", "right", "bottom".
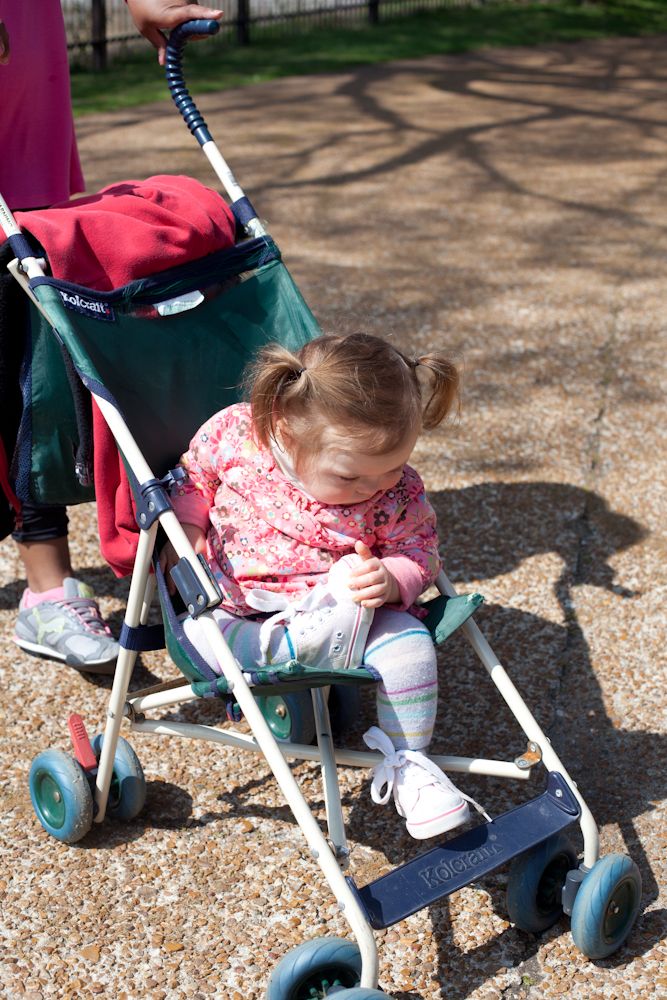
[{"left": 171, "top": 403, "right": 441, "bottom": 615}]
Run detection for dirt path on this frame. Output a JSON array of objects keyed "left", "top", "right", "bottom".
[{"left": 1, "top": 35, "right": 666, "bottom": 1000}]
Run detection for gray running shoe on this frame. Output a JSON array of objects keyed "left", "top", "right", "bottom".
[{"left": 14, "top": 577, "right": 119, "bottom": 674}]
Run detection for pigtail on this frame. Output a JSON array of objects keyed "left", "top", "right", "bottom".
[
  {"left": 244, "top": 333, "right": 460, "bottom": 463},
  {"left": 247, "top": 344, "right": 309, "bottom": 448},
  {"left": 414, "top": 354, "right": 461, "bottom": 429}
]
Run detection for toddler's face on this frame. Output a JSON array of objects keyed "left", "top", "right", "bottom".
[{"left": 294, "top": 424, "right": 420, "bottom": 506}]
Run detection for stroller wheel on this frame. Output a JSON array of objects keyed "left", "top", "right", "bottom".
[
  {"left": 506, "top": 832, "right": 577, "bottom": 933},
  {"left": 256, "top": 691, "right": 316, "bottom": 744},
  {"left": 570, "top": 853, "right": 642, "bottom": 959},
  {"left": 29, "top": 749, "right": 93, "bottom": 843},
  {"left": 91, "top": 734, "right": 146, "bottom": 821},
  {"left": 266, "top": 936, "right": 362, "bottom": 999}
]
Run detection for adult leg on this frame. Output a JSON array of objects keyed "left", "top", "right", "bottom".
[
  {"left": 14, "top": 502, "right": 71, "bottom": 591},
  {"left": 2, "top": 232, "right": 117, "bottom": 671}
]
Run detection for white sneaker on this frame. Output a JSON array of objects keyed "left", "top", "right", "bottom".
[
  {"left": 246, "top": 562, "right": 374, "bottom": 670},
  {"left": 394, "top": 756, "right": 470, "bottom": 839},
  {"left": 363, "top": 726, "right": 472, "bottom": 840}
]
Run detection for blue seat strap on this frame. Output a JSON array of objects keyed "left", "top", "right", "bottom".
[{"left": 119, "top": 622, "right": 165, "bottom": 652}]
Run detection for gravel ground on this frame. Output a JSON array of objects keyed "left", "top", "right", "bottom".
[{"left": 1, "top": 34, "right": 666, "bottom": 1000}]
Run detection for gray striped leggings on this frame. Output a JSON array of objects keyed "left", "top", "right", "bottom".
[{"left": 184, "top": 605, "right": 438, "bottom": 750}]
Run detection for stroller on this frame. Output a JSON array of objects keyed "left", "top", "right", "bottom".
[{"left": 0, "top": 21, "right": 642, "bottom": 998}]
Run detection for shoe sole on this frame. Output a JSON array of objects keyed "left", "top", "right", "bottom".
[
  {"left": 13, "top": 635, "right": 117, "bottom": 675},
  {"left": 406, "top": 801, "right": 470, "bottom": 840}
]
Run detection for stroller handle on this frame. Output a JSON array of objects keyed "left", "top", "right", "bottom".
[
  {"left": 165, "top": 19, "right": 221, "bottom": 147},
  {"left": 164, "top": 19, "right": 265, "bottom": 237}
]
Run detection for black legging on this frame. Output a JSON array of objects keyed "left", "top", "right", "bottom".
[
  {"left": 11, "top": 500, "right": 69, "bottom": 543},
  {"left": 0, "top": 235, "right": 69, "bottom": 545}
]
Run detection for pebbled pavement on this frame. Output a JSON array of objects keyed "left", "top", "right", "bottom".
[{"left": 1, "top": 34, "right": 666, "bottom": 1000}]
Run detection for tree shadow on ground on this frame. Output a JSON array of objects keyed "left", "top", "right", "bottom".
[
  {"left": 236, "top": 37, "right": 667, "bottom": 285},
  {"left": 76, "top": 37, "right": 667, "bottom": 299}
]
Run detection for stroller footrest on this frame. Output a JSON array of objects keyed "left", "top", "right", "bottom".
[{"left": 347, "top": 772, "right": 580, "bottom": 929}]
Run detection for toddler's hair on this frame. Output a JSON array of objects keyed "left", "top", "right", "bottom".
[{"left": 247, "top": 332, "right": 459, "bottom": 461}]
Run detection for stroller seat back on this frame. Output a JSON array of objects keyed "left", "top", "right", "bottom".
[{"left": 26, "top": 236, "right": 318, "bottom": 486}]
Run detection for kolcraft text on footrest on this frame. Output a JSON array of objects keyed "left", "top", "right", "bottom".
[{"left": 347, "top": 772, "right": 580, "bottom": 929}]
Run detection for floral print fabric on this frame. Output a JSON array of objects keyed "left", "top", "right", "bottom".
[{"left": 171, "top": 403, "right": 441, "bottom": 615}]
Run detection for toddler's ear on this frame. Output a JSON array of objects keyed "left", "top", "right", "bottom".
[
  {"left": 274, "top": 418, "right": 291, "bottom": 445},
  {"left": 327, "top": 553, "right": 366, "bottom": 602}
]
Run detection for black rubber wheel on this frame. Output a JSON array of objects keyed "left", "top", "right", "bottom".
[{"left": 506, "top": 833, "right": 578, "bottom": 933}]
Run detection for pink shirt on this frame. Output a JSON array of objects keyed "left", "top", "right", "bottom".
[
  {"left": 0, "top": 1, "right": 84, "bottom": 209},
  {"left": 172, "top": 403, "right": 442, "bottom": 616}
]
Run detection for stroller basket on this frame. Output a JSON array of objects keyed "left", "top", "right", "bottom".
[{"left": 22, "top": 235, "right": 317, "bottom": 490}]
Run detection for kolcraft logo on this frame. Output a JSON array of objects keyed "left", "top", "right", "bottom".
[
  {"left": 59, "top": 290, "right": 114, "bottom": 321},
  {"left": 417, "top": 840, "right": 503, "bottom": 890}
]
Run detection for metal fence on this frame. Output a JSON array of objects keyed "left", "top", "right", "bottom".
[{"left": 62, "top": 0, "right": 491, "bottom": 68}]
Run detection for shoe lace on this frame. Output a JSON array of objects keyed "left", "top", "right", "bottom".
[
  {"left": 246, "top": 585, "right": 329, "bottom": 662},
  {"left": 57, "top": 597, "right": 112, "bottom": 637},
  {"left": 363, "top": 726, "right": 492, "bottom": 821}
]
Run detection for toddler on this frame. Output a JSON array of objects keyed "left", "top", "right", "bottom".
[{"left": 163, "top": 332, "right": 476, "bottom": 839}]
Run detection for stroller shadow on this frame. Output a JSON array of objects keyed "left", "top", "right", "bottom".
[
  {"left": 72, "top": 780, "right": 195, "bottom": 853},
  {"left": 345, "top": 480, "right": 663, "bottom": 995}
]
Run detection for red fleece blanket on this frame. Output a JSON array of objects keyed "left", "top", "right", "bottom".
[{"left": 17, "top": 175, "right": 236, "bottom": 576}]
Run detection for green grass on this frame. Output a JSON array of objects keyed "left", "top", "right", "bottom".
[{"left": 70, "top": 1, "right": 667, "bottom": 115}]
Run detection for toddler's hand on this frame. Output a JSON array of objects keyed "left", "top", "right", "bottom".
[
  {"left": 159, "top": 523, "right": 207, "bottom": 594},
  {"left": 347, "top": 540, "right": 400, "bottom": 608}
]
